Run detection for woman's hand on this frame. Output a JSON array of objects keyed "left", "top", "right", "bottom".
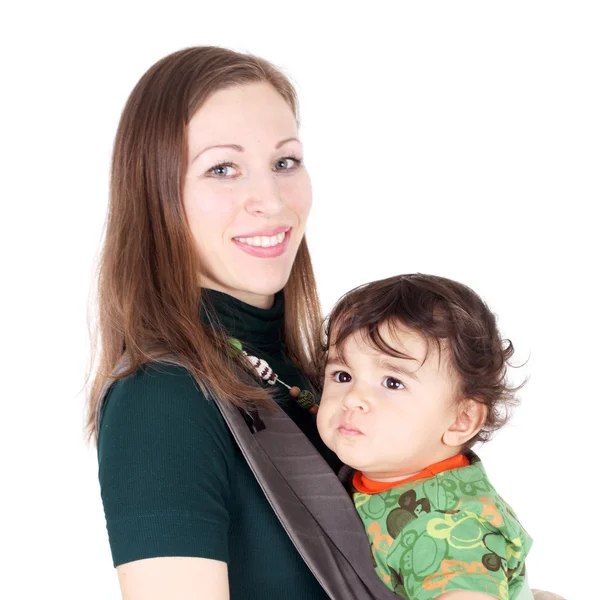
[{"left": 117, "top": 557, "right": 229, "bottom": 600}]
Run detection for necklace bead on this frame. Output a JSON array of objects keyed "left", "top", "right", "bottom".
[
  {"left": 296, "top": 389, "right": 316, "bottom": 410},
  {"left": 230, "top": 338, "right": 318, "bottom": 414}
]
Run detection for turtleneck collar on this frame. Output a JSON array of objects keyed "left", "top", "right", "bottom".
[{"left": 200, "top": 288, "right": 285, "bottom": 349}]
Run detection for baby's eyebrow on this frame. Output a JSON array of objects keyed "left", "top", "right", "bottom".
[
  {"left": 325, "top": 356, "right": 348, "bottom": 368},
  {"left": 378, "top": 359, "right": 420, "bottom": 381}
]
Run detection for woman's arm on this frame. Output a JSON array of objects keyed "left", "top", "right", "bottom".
[
  {"left": 117, "top": 557, "right": 229, "bottom": 600},
  {"left": 98, "top": 365, "right": 235, "bottom": 595}
]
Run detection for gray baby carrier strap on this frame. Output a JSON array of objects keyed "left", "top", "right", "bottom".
[{"left": 96, "top": 359, "right": 401, "bottom": 600}]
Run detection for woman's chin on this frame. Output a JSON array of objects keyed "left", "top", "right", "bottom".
[{"left": 235, "top": 274, "right": 292, "bottom": 300}]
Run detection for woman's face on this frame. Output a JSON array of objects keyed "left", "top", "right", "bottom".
[{"left": 183, "top": 82, "right": 311, "bottom": 308}]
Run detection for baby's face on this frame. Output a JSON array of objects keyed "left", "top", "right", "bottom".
[{"left": 317, "top": 322, "right": 461, "bottom": 481}]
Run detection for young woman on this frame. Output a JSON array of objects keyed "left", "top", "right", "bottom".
[{"left": 89, "top": 46, "right": 338, "bottom": 599}]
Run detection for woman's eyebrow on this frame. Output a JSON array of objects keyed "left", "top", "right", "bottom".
[
  {"left": 276, "top": 136, "right": 300, "bottom": 148},
  {"left": 191, "top": 137, "right": 301, "bottom": 164},
  {"left": 191, "top": 143, "right": 243, "bottom": 164}
]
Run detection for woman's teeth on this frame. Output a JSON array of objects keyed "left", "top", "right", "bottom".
[{"left": 234, "top": 232, "right": 286, "bottom": 247}]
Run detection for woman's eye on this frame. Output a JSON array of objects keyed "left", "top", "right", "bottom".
[
  {"left": 383, "top": 377, "right": 405, "bottom": 390},
  {"left": 333, "top": 371, "right": 352, "bottom": 383},
  {"left": 208, "top": 162, "right": 236, "bottom": 177},
  {"left": 274, "top": 157, "right": 301, "bottom": 171}
]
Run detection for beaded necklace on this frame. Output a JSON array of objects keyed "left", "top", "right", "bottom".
[{"left": 230, "top": 338, "right": 318, "bottom": 414}]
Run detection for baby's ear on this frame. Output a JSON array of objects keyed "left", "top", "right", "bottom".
[{"left": 442, "top": 399, "right": 487, "bottom": 448}]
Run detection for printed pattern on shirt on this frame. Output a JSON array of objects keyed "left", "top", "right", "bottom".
[{"left": 353, "top": 455, "right": 532, "bottom": 600}]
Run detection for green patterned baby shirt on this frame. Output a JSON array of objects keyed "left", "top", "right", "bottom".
[{"left": 353, "top": 453, "right": 533, "bottom": 599}]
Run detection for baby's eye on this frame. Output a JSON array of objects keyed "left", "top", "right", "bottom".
[
  {"left": 333, "top": 371, "right": 352, "bottom": 383},
  {"left": 383, "top": 376, "right": 405, "bottom": 390},
  {"left": 274, "top": 157, "right": 301, "bottom": 171}
]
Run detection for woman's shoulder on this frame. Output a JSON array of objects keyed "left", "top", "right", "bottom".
[
  {"left": 99, "top": 362, "right": 231, "bottom": 451},
  {"left": 110, "top": 361, "right": 201, "bottom": 392},
  {"left": 105, "top": 361, "right": 209, "bottom": 408}
]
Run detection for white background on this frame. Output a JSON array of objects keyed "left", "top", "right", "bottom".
[{"left": 2, "top": 1, "right": 598, "bottom": 598}]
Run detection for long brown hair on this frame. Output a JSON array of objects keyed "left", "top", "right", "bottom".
[
  {"left": 86, "top": 47, "right": 322, "bottom": 443},
  {"left": 324, "top": 274, "right": 522, "bottom": 447}
]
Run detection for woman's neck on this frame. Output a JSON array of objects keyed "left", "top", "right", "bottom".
[
  {"left": 199, "top": 288, "right": 285, "bottom": 348},
  {"left": 201, "top": 283, "right": 275, "bottom": 309}
]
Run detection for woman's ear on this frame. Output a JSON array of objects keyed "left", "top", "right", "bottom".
[{"left": 442, "top": 399, "right": 487, "bottom": 448}]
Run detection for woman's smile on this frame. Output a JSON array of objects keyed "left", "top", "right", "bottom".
[{"left": 233, "top": 226, "right": 291, "bottom": 257}]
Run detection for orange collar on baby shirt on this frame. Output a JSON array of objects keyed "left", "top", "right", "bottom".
[{"left": 352, "top": 454, "right": 470, "bottom": 494}]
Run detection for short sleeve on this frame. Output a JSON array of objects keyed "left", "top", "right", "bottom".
[
  {"left": 98, "top": 364, "right": 235, "bottom": 567},
  {"left": 387, "top": 510, "right": 526, "bottom": 600}
]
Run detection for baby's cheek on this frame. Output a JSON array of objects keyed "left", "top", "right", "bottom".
[
  {"left": 316, "top": 402, "right": 328, "bottom": 431},
  {"left": 316, "top": 401, "right": 334, "bottom": 439}
]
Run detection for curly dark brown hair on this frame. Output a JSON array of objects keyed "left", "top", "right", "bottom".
[{"left": 323, "top": 274, "right": 522, "bottom": 448}]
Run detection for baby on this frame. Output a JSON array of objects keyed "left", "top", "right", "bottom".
[{"left": 317, "top": 274, "right": 532, "bottom": 600}]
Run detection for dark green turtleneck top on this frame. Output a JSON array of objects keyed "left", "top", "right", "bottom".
[{"left": 98, "top": 290, "right": 338, "bottom": 599}]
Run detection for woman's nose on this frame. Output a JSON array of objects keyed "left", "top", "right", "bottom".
[{"left": 244, "top": 173, "right": 284, "bottom": 217}]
